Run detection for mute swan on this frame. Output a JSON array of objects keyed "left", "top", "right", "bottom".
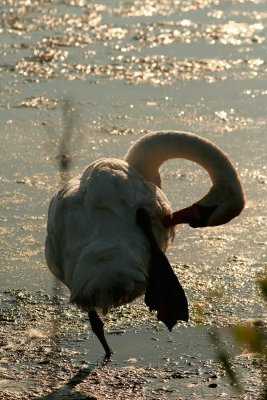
[{"left": 45, "top": 131, "right": 245, "bottom": 358}]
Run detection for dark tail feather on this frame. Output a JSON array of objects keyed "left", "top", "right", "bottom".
[
  {"left": 145, "top": 253, "right": 189, "bottom": 330},
  {"left": 136, "top": 208, "right": 189, "bottom": 330}
]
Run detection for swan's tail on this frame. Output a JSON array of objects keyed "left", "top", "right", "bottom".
[{"left": 136, "top": 208, "right": 189, "bottom": 330}]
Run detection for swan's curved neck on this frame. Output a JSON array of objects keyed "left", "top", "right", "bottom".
[
  {"left": 124, "top": 131, "right": 245, "bottom": 227},
  {"left": 125, "top": 131, "right": 236, "bottom": 186}
]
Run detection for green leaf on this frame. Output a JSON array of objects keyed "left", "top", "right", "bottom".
[
  {"left": 259, "top": 277, "right": 267, "bottom": 302},
  {"left": 209, "top": 329, "right": 242, "bottom": 393},
  {"left": 233, "top": 325, "right": 263, "bottom": 354}
]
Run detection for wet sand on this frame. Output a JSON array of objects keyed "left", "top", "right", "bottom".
[
  {"left": 1, "top": 0, "right": 267, "bottom": 398},
  {"left": 0, "top": 288, "right": 263, "bottom": 399}
]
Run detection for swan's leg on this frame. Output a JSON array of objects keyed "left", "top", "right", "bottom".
[{"left": 88, "top": 310, "right": 113, "bottom": 359}]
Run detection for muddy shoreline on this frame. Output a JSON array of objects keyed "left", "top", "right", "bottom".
[{"left": 0, "top": 288, "right": 265, "bottom": 399}]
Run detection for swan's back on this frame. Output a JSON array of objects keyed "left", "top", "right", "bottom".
[{"left": 45, "top": 158, "right": 173, "bottom": 313}]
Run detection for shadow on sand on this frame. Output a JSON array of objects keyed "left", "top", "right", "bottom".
[{"left": 36, "top": 366, "right": 97, "bottom": 400}]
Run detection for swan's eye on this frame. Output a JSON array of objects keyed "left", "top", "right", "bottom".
[{"left": 189, "top": 204, "right": 217, "bottom": 228}]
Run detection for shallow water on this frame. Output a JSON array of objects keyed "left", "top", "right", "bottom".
[{"left": 0, "top": 0, "right": 267, "bottom": 398}]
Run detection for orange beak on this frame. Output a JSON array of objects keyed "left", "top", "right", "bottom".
[{"left": 163, "top": 204, "right": 201, "bottom": 227}]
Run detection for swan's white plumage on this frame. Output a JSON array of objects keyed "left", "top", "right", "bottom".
[
  {"left": 45, "top": 131, "right": 244, "bottom": 315},
  {"left": 46, "top": 157, "right": 174, "bottom": 313}
]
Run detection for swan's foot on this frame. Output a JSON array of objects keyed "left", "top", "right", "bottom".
[
  {"left": 88, "top": 311, "right": 113, "bottom": 359},
  {"left": 136, "top": 207, "right": 189, "bottom": 330}
]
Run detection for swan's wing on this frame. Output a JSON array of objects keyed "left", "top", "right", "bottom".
[
  {"left": 45, "top": 177, "right": 90, "bottom": 285},
  {"left": 45, "top": 158, "right": 174, "bottom": 312},
  {"left": 80, "top": 159, "right": 175, "bottom": 248},
  {"left": 80, "top": 159, "right": 165, "bottom": 216}
]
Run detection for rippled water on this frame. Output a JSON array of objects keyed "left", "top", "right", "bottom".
[
  {"left": 1, "top": 0, "right": 266, "bottom": 306},
  {"left": 0, "top": 1, "right": 267, "bottom": 398}
]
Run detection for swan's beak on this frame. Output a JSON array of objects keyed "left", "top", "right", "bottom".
[
  {"left": 163, "top": 204, "right": 218, "bottom": 228},
  {"left": 163, "top": 204, "right": 200, "bottom": 227}
]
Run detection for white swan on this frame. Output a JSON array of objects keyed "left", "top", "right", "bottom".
[{"left": 45, "top": 131, "right": 245, "bottom": 357}]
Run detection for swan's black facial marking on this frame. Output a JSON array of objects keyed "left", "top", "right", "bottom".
[{"left": 189, "top": 204, "right": 218, "bottom": 228}]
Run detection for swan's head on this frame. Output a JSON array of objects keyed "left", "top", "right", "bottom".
[{"left": 163, "top": 181, "right": 245, "bottom": 228}]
